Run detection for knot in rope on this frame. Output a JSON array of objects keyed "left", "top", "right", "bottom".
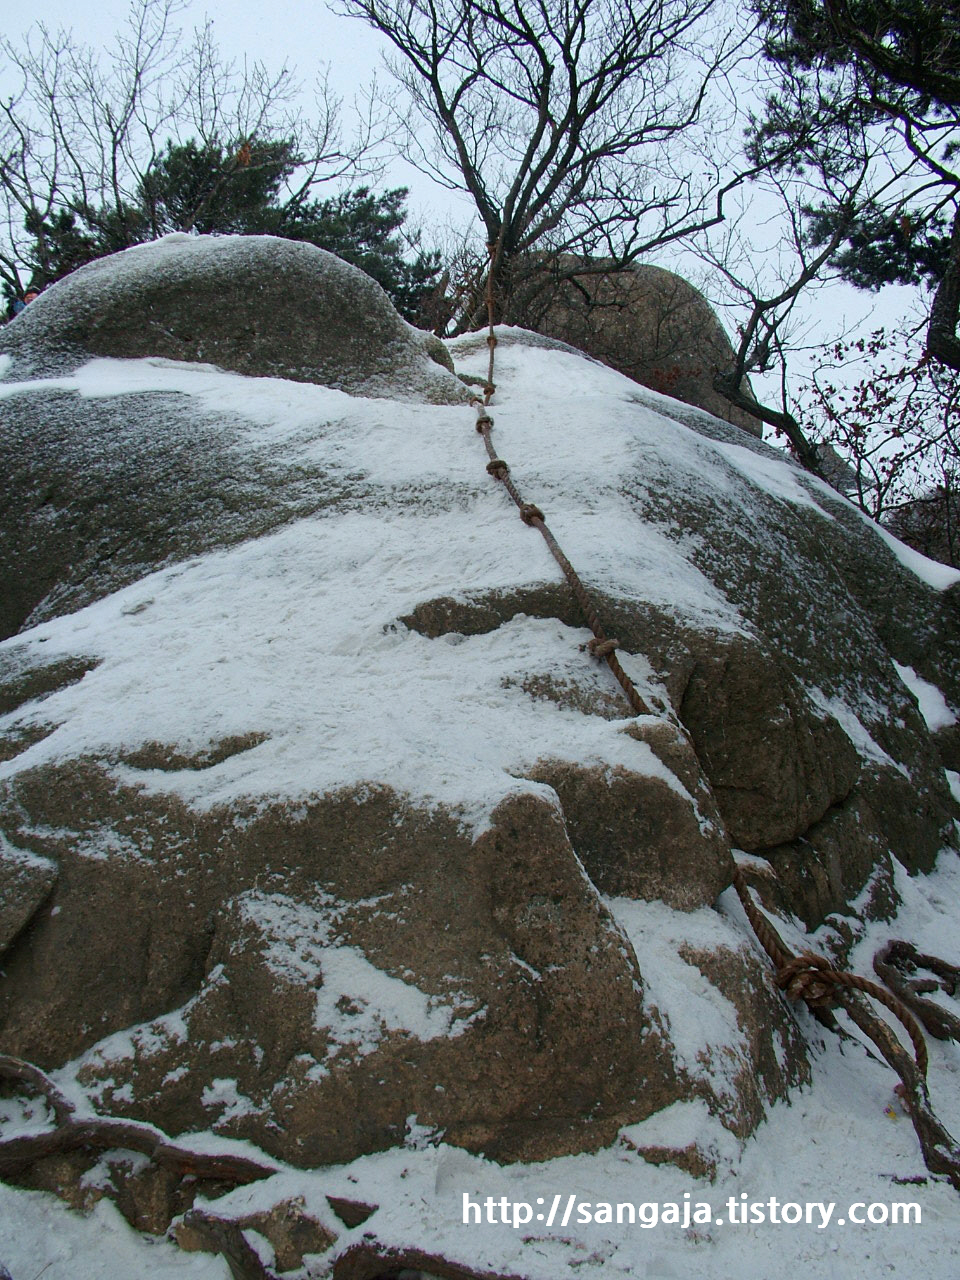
[
  {"left": 587, "top": 637, "right": 620, "bottom": 660},
  {"left": 486, "top": 458, "right": 510, "bottom": 478},
  {"left": 732, "top": 865, "right": 930, "bottom": 1077},
  {"left": 520, "top": 502, "right": 544, "bottom": 526},
  {"left": 476, "top": 413, "right": 493, "bottom": 432},
  {"left": 776, "top": 952, "right": 839, "bottom": 1008}
]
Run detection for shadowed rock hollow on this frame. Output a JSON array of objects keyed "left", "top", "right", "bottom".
[{"left": 0, "top": 239, "right": 958, "bottom": 1184}]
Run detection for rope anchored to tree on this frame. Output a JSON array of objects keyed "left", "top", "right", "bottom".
[
  {"left": 732, "top": 860, "right": 926, "bottom": 1080},
  {"left": 729, "top": 863, "right": 928, "bottom": 1076},
  {"left": 729, "top": 862, "right": 960, "bottom": 1187}
]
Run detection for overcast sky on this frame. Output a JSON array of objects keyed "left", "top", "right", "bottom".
[{"left": 9, "top": 0, "right": 382, "bottom": 96}]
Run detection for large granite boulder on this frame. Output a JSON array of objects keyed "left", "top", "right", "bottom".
[
  {"left": 0, "top": 235, "right": 467, "bottom": 642},
  {"left": 0, "top": 245, "right": 958, "bottom": 1191},
  {"left": 515, "top": 262, "right": 763, "bottom": 436},
  {"left": 0, "top": 232, "right": 460, "bottom": 397}
]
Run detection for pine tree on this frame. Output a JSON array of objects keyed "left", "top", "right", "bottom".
[
  {"left": 22, "top": 139, "right": 440, "bottom": 324},
  {"left": 753, "top": 0, "right": 960, "bottom": 296}
]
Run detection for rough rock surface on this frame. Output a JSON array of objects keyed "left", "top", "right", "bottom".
[
  {"left": 0, "top": 837, "right": 57, "bottom": 953},
  {"left": 516, "top": 262, "right": 763, "bottom": 436},
  {"left": 0, "top": 244, "right": 958, "bottom": 1179},
  {"left": 0, "top": 232, "right": 462, "bottom": 397}
]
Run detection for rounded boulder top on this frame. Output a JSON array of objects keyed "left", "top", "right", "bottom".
[{"left": 0, "top": 233, "right": 464, "bottom": 403}]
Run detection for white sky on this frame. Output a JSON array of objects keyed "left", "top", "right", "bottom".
[{"left": 8, "top": 1, "right": 381, "bottom": 97}]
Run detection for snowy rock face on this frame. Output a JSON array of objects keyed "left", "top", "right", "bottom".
[
  {"left": 0, "top": 258, "right": 959, "bottom": 1174},
  {"left": 0, "top": 235, "right": 466, "bottom": 642}
]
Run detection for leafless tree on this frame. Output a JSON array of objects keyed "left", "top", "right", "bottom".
[
  {"left": 687, "top": 186, "right": 852, "bottom": 468},
  {"left": 800, "top": 324, "right": 960, "bottom": 536},
  {"left": 689, "top": 35, "right": 945, "bottom": 468},
  {"left": 741, "top": 0, "right": 960, "bottom": 392},
  {"left": 0, "top": 0, "right": 369, "bottom": 300},
  {"left": 336, "top": 0, "right": 759, "bottom": 327}
]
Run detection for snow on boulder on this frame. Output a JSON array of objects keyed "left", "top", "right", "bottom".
[
  {"left": 0, "top": 232, "right": 463, "bottom": 400},
  {"left": 0, "top": 298, "right": 958, "bottom": 1197},
  {"left": 0, "top": 240, "right": 465, "bottom": 641}
]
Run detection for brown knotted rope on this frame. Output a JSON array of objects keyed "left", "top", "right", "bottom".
[
  {"left": 471, "top": 245, "right": 651, "bottom": 717},
  {"left": 730, "top": 866, "right": 928, "bottom": 1075},
  {"left": 730, "top": 864, "right": 960, "bottom": 1187},
  {"left": 471, "top": 307, "right": 934, "bottom": 1072},
  {"left": 472, "top": 256, "right": 929, "bottom": 1069},
  {"left": 470, "top": 250, "right": 960, "bottom": 1190},
  {"left": 471, "top": 258, "right": 923, "bottom": 1072},
  {"left": 472, "top": 398, "right": 650, "bottom": 716},
  {"left": 483, "top": 248, "right": 497, "bottom": 401}
]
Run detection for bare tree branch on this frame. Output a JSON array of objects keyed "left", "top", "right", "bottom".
[
  {"left": 0, "top": 0, "right": 371, "bottom": 296},
  {"left": 336, "top": 0, "right": 758, "bottom": 327}
]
